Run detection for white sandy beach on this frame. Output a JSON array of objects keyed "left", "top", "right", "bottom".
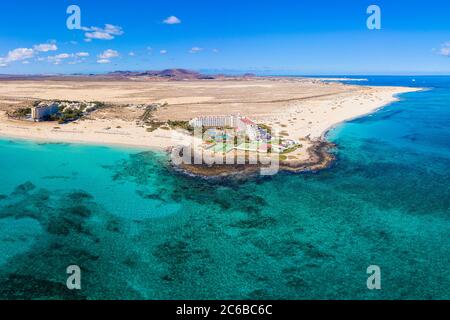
[{"left": 0, "top": 79, "right": 420, "bottom": 157}]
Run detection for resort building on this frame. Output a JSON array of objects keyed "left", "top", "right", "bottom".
[
  {"left": 236, "top": 117, "right": 259, "bottom": 140},
  {"left": 189, "top": 115, "right": 238, "bottom": 128},
  {"left": 31, "top": 103, "right": 59, "bottom": 122},
  {"left": 190, "top": 114, "right": 300, "bottom": 156},
  {"left": 189, "top": 115, "right": 263, "bottom": 141}
]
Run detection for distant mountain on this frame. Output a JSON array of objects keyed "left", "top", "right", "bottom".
[
  {"left": 0, "top": 69, "right": 254, "bottom": 81},
  {"left": 107, "top": 69, "right": 215, "bottom": 80}
]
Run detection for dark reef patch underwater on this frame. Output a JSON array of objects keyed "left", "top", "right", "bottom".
[{"left": 0, "top": 76, "right": 449, "bottom": 299}]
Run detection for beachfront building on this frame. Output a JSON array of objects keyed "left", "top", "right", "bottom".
[
  {"left": 31, "top": 103, "right": 59, "bottom": 122},
  {"left": 236, "top": 117, "right": 259, "bottom": 140},
  {"left": 190, "top": 114, "right": 300, "bottom": 156},
  {"left": 189, "top": 115, "right": 263, "bottom": 141},
  {"left": 189, "top": 115, "right": 238, "bottom": 128}
]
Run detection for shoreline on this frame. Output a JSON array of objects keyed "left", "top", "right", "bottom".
[
  {"left": 320, "top": 88, "right": 425, "bottom": 141},
  {"left": 174, "top": 139, "right": 337, "bottom": 179},
  {"left": 0, "top": 79, "right": 422, "bottom": 177},
  {"left": 0, "top": 116, "right": 175, "bottom": 152},
  {"left": 0, "top": 128, "right": 161, "bottom": 153}
]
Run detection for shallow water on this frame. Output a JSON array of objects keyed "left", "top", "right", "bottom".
[{"left": 0, "top": 76, "right": 448, "bottom": 299}]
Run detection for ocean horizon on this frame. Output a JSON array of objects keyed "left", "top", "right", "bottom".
[{"left": 0, "top": 76, "right": 448, "bottom": 299}]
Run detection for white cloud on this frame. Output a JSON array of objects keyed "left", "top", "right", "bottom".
[
  {"left": 439, "top": 42, "right": 450, "bottom": 57},
  {"left": 0, "top": 41, "right": 59, "bottom": 66},
  {"left": 46, "top": 53, "right": 75, "bottom": 65},
  {"left": 75, "top": 52, "right": 89, "bottom": 57},
  {"left": 0, "top": 63, "right": 7, "bottom": 67},
  {"left": 83, "top": 24, "right": 124, "bottom": 41},
  {"left": 55, "top": 53, "right": 72, "bottom": 59},
  {"left": 98, "top": 49, "right": 119, "bottom": 59},
  {"left": 163, "top": 16, "right": 181, "bottom": 25},
  {"left": 189, "top": 47, "right": 203, "bottom": 54},
  {"left": 97, "top": 49, "right": 119, "bottom": 64},
  {"left": 441, "top": 48, "right": 450, "bottom": 56},
  {"left": 129, "top": 52, "right": 136, "bottom": 56},
  {"left": 160, "top": 50, "right": 168, "bottom": 55},
  {"left": 85, "top": 31, "right": 114, "bottom": 40},
  {"left": 1, "top": 48, "right": 34, "bottom": 63},
  {"left": 33, "top": 43, "right": 58, "bottom": 52},
  {"left": 212, "top": 48, "right": 220, "bottom": 53},
  {"left": 103, "top": 24, "right": 124, "bottom": 35},
  {"left": 22, "top": 60, "right": 30, "bottom": 65},
  {"left": 0, "top": 41, "right": 60, "bottom": 66}
]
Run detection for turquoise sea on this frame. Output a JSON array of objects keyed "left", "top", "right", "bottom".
[{"left": 0, "top": 76, "right": 448, "bottom": 299}]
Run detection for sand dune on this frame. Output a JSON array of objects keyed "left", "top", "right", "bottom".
[{"left": 0, "top": 78, "right": 420, "bottom": 152}]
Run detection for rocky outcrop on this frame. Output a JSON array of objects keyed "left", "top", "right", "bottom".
[{"left": 171, "top": 140, "right": 336, "bottom": 179}]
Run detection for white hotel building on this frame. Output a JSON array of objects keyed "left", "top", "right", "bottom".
[
  {"left": 189, "top": 115, "right": 260, "bottom": 140},
  {"left": 189, "top": 115, "right": 237, "bottom": 128},
  {"left": 31, "top": 103, "right": 59, "bottom": 122}
]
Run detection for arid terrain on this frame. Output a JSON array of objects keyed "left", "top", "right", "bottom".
[
  {"left": 0, "top": 77, "right": 352, "bottom": 117},
  {"left": 0, "top": 76, "right": 420, "bottom": 175}
]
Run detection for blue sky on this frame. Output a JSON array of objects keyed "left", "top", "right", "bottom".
[{"left": 0, "top": 0, "right": 449, "bottom": 75}]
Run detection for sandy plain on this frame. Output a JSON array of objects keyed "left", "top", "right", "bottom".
[{"left": 0, "top": 77, "right": 420, "bottom": 170}]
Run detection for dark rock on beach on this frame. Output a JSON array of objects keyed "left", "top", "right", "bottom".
[{"left": 172, "top": 140, "right": 336, "bottom": 179}]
